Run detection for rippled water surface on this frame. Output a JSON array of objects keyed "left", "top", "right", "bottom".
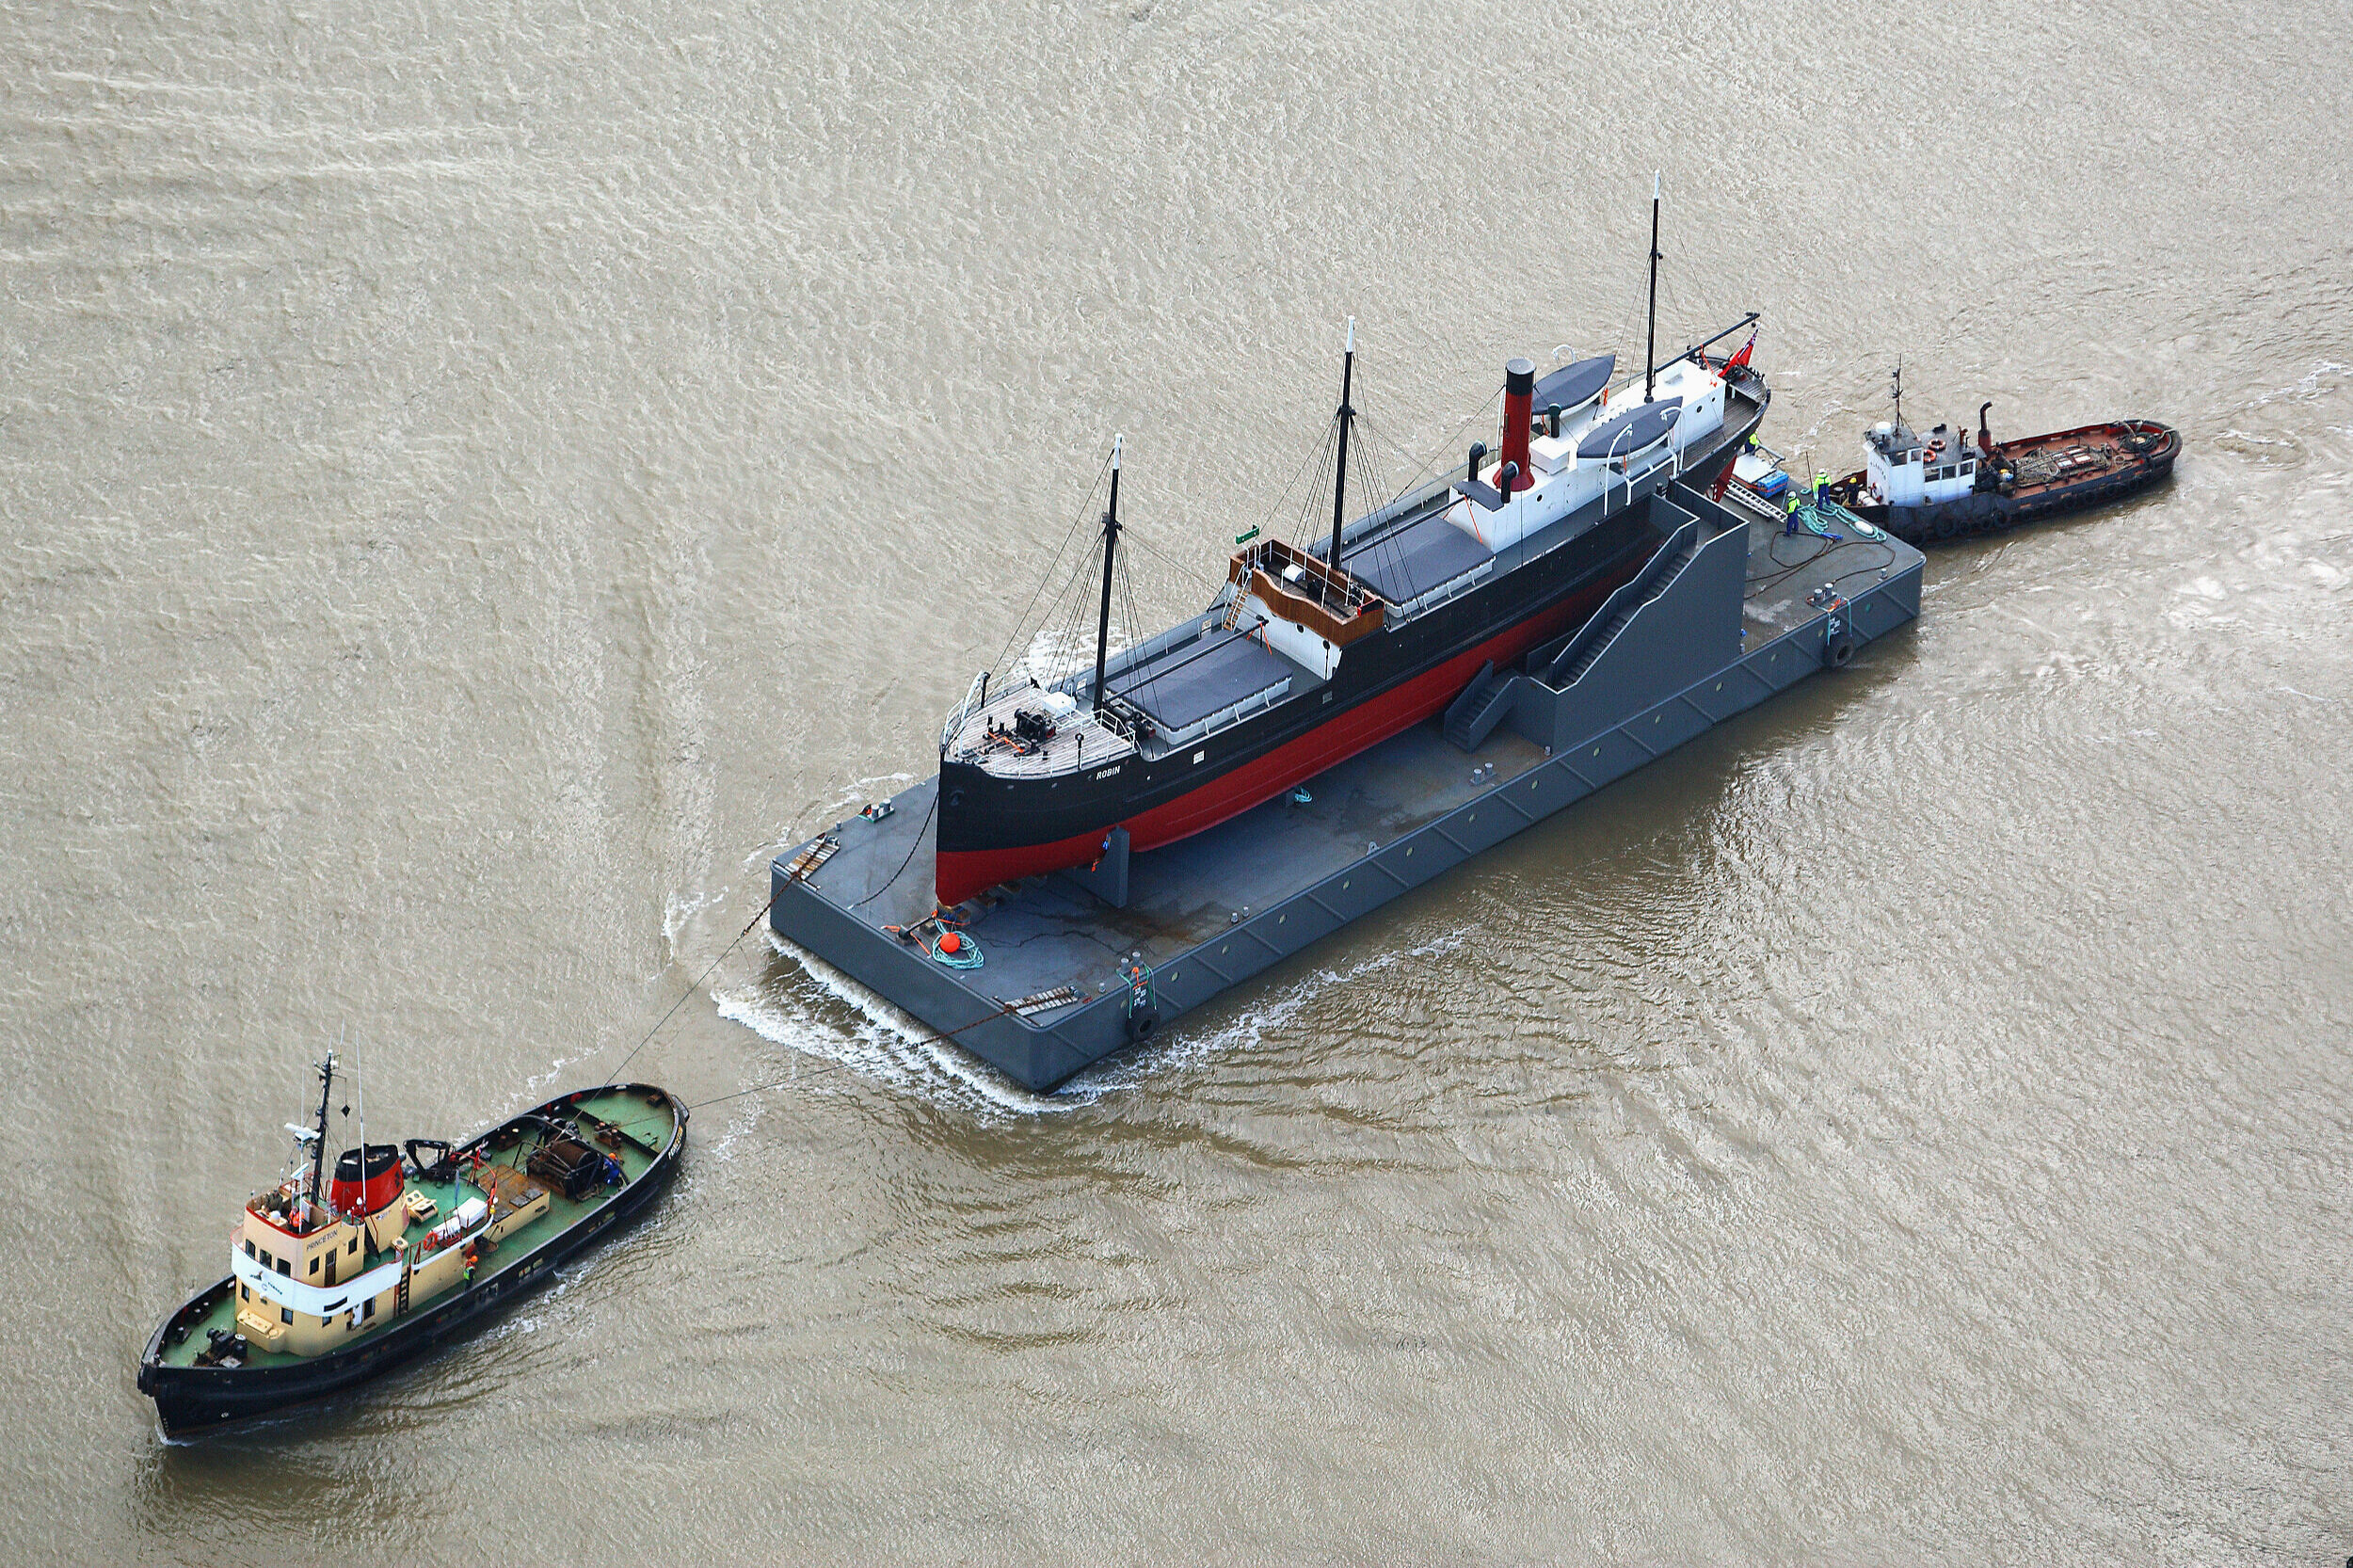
[{"left": 3, "top": 1, "right": 2349, "bottom": 1561}]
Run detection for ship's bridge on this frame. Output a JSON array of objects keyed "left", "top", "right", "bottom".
[{"left": 1865, "top": 417, "right": 1979, "bottom": 506}]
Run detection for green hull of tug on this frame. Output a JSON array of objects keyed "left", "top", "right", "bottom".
[{"left": 138, "top": 1083, "right": 685, "bottom": 1436}]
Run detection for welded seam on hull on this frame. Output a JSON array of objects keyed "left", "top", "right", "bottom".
[{"left": 1233, "top": 923, "right": 1287, "bottom": 959}]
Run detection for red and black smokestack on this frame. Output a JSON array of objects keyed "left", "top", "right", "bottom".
[{"left": 1499, "top": 357, "right": 1535, "bottom": 495}]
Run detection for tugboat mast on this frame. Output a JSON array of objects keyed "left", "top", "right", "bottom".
[
  {"left": 1643, "top": 172, "right": 1661, "bottom": 403},
  {"left": 1329, "top": 316, "right": 1356, "bottom": 568},
  {"left": 310, "top": 1050, "right": 337, "bottom": 1208},
  {"left": 1090, "top": 435, "right": 1123, "bottom": 715}
]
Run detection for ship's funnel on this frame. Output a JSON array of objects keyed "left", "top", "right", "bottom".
[
  {"left": 1500, "top": 358, "right": 1535, "bottom": 494},
  {"left": 329, "top": 1144, "right": 403, "bottom": 1217}
]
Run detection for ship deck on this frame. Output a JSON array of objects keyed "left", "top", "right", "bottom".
[
  {"left": 152, "top": 1087, "right": 678, "bottom": 1369},
  {"left": 773, "top": 480, "right": 1926, "bottom": 1093}
]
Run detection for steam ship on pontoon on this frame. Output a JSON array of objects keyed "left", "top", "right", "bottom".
[
  {"left": 932, "top": 245, "right": 1769, "bottom": 907},
  {"left": 138, "top": 1051, "right": 683, "bottom": 1435}
]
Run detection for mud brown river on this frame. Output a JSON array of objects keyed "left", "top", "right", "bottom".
[{"left": 3, "top": 0, "right": 2348, "bottom": 1560}]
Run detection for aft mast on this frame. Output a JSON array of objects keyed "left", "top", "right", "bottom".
[
  {"left": 1089, "top": 435, "right": 1123, "bottom": 715},
  {"left": 1643, "top": 172, "right": 1661, "bottom": 402}
]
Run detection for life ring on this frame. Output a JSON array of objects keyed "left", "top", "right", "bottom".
[
  {"left": 1125, "top": 1006, "right": 1162, "bottom": 1044},
  {"left": 1824, "top": 631, "right": 1856, "bottom": 669}
]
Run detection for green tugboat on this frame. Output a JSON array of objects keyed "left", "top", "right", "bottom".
[{"left": 138, "top": 1052, "right": 685, "bottom": 1436}]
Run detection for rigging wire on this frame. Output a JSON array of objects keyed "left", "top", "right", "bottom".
[
  {"left": 1115, "top": 523, "right": 1196, "bottom": 578},
  {"left": 1392, "top": 385, "right": 1502, "bottom": 500},
  {"left": 1289, "top": 415, "right": 1339, "bottom": 550},
  {"left": 1257, "top": 405, "right": 1340, "bottom": 548},
  {"left": 1119, "top": 537, "right": 1143, "bottom": 672},
  {"left": 988, "top": 446, "right": 1114, "bottom": 684}
]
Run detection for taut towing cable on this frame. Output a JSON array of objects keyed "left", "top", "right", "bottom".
[
  {"left": 599, "top": 885, "right": 790, "bottom": 1089},
  {"left": 598, "top": 877, "right": 1035, "bottom": 1108}
]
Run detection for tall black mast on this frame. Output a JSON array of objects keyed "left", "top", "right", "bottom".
[
  {"left": 1090, "top": 435, "right": 1123, "bottom": 715},
  {"left": 1329, "top": 315, "right": 1356, "bottom": 568},
  {"left": 310, "top": 1050, "right": 336, "bottom": 1205},
  {"left": 1643, "top": 173, "right": 1661, "bottom": 403}
]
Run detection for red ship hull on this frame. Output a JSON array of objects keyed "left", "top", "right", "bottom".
[{"left": 933, "top": 575, "right": 1610, "bottom": 904}]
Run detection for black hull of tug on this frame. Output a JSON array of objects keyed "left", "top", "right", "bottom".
[
  {"left": 1837, "top": 421, "right": 2181, "bottom": 546},
  {"left": 137, "top": 1088, "right": 684, "bottom": 1437},
  {"left": 936, "top": 391, "right": 1766, "bottom": 903}
]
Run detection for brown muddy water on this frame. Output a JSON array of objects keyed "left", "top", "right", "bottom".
[{"left": 3, "top": 1, "right": 2349, "bottom": 1561}]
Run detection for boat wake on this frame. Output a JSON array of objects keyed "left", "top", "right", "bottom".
[
  {"left": 711, "top": 924, "right": 1471, "bottom": 1117},
  {"left": 712, "top": 933, "right": 1069, "bottom": 1115}
]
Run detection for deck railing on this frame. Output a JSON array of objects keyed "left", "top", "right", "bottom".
[{"left": 938, "top": 670, "right": 989, "bottom": 757}]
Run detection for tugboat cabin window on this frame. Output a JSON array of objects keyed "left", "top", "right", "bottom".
[
  {"left": 363, "top": 1298, "right": 376, "bottom": 1320},
  {"left": 239, "top": 1285, "right": 249, "bottom": 1302},
  {"left": 279, "top": 1307, "right": 292, "bottom": 1324},
  {"left": 348, "top": 1237, "right": 359, "bottom": 1254},
  {"left": 276, "top": 1257, "right": 290, "bottom": 1277},
  {"left": 245, "top": 1240, "right": 255, "bottom": 1260},
  {"left": 308, "top": 1256, "right": 319, "bottom": 1275}
]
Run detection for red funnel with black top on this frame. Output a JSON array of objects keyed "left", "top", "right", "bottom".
[
  {"left": 329, "top": 1144, "right": 403, "bottom": 1217},
  {"left": 1499, "top": 358, "right": 1536, "bottom": 493}
]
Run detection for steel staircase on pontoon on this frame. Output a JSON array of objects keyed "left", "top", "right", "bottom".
[
  {"left": 1538, "top": 520, "right": 1701, "bottom": 690},
  {"left": 1442, "top": 661, "right": 1519, "bottom": 752}
]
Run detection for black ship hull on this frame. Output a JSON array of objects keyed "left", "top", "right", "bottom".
[
  {"left": 1835, "top": 419, "right": 2180, "bottom": 546},
  {"left": 936, "top": 386, "right": 1767, "bottom": 904},
  {"left": 137, "top": 1086, "right": 685, "bottom": 1437}
]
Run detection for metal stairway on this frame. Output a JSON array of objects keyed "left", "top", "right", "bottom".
[
  {"left": 1442, "top": 661, "right": 1520, "bottom": 752},
  {"left": 1540, "top": 521, "right": 1701, "bottom": 689}
]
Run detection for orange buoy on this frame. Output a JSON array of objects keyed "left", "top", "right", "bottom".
[{"left": 938, "top": 932, "right": 962, "bottom": 954}]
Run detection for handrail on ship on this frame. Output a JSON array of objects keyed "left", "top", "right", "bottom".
[{"left": 939, "top": 670, "right": 990, "bottom": 758}]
